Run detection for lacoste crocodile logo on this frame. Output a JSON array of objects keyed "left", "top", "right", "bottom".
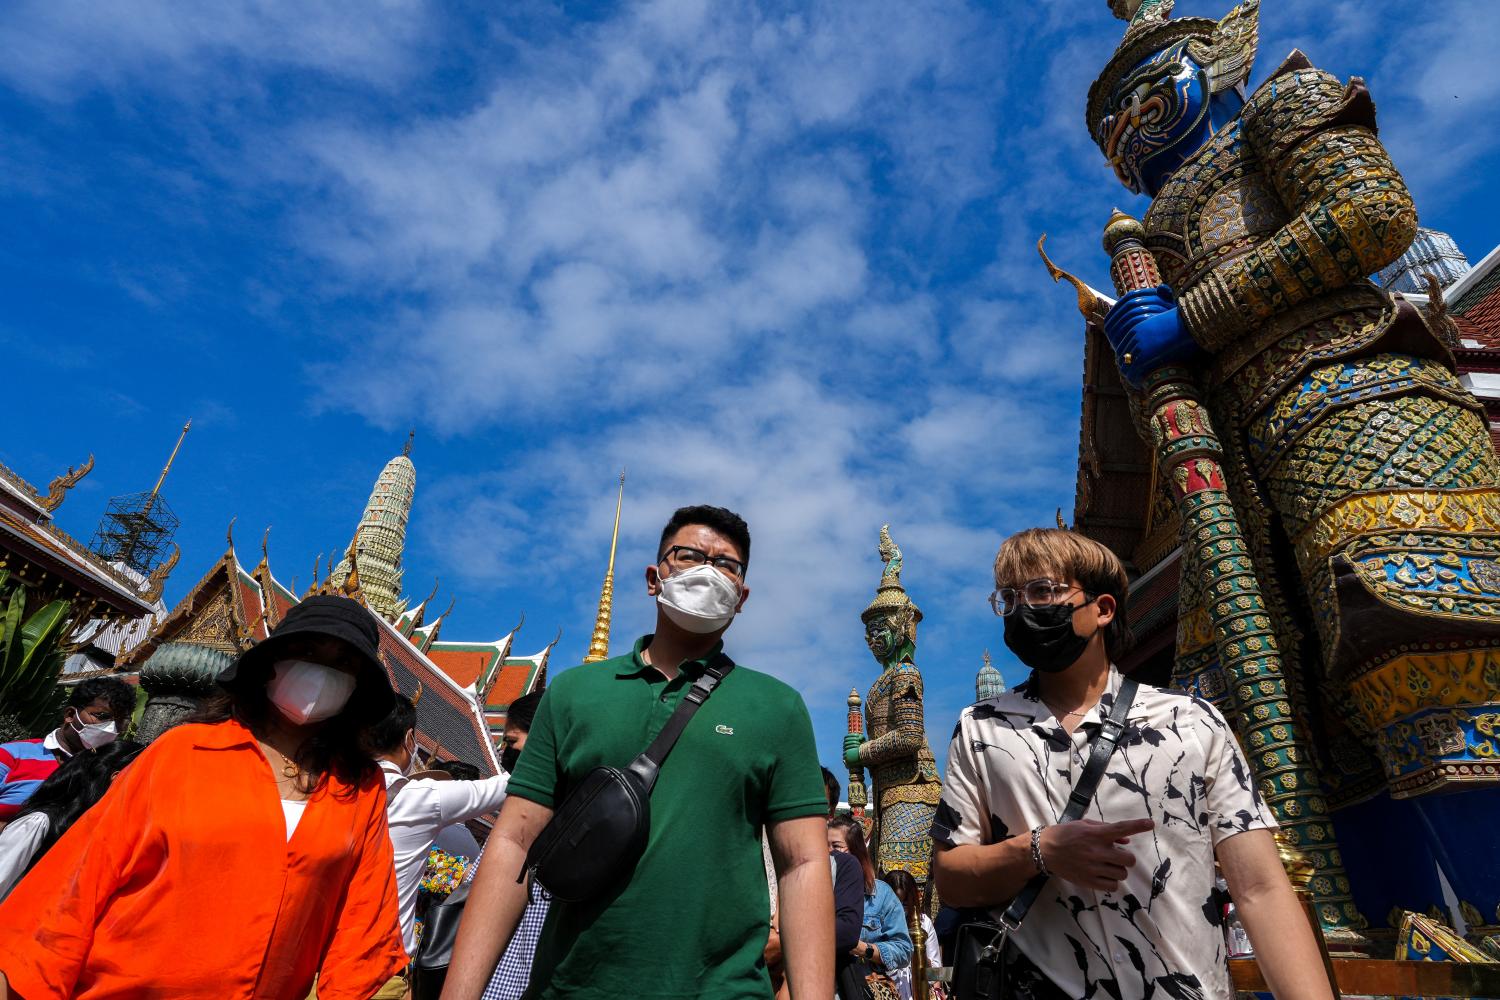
[{"left": 715, "top": 725, "right": 735, "bottom": 735}]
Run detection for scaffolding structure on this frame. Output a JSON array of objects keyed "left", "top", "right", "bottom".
[{"left": 89, "top": 421, "right": 190, "bottom": 577}]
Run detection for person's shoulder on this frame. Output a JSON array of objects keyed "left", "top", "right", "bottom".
[
  {"left": 0, "top": 738, "right": 45, "bottom": 762},
  {"left": 726, "top": 663, "right": 805, "bottom": 704},
  {"left": 545, "top": 656, "right": 631, "bottom": 696},
  {"left": 2, "top": 810, "right": 50, "bottom": 838}
]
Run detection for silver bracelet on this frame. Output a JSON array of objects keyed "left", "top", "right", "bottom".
[{"left": 1030, "top": 825, "right": 1050, "bottom": 875}]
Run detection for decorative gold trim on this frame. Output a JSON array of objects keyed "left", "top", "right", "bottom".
[{"left": 1296, "top": 488, "right": 1500, "bottom": 566}]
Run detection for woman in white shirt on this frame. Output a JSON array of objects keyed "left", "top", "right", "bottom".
[{"left": 0, "top": 739, "right": 143, "bottom": 900}]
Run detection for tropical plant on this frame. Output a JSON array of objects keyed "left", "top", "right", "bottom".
[{"left": 0, "top": 569, "right": 72, "bottom": 735}]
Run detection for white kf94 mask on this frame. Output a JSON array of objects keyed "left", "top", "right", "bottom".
[{"left": 267, "top": 659, "right": 358, "bottom": 724}]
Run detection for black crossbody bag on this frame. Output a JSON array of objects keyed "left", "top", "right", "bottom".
[
  {"left": 952, "top": 677, "right": 1139, "bottom": 1000},
  {"left": 519, "top": 656, "right": 735, "bottom": 902}
]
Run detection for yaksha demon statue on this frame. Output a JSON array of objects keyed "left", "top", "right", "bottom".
[
  {"left": 845, "top": 526, "right": 943, "bottom": 884},
  {"left": 1089, "top": 0, "right": 1500, "bottom": 928}
]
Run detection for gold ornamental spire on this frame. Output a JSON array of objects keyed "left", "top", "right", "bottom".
[
  {"left": 582, "top": 470, "right": 626, "bottom": 663},
  {"left": 150, "top": 420, "right": 192, "bottom": 499}
]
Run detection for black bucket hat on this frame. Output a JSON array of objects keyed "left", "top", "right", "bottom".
[{"left": 218, "top": 594, "right": 396, "bottom": 721}]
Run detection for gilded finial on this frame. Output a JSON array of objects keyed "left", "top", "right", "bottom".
[
  {"left": 1102, "top": 208, "right": 1147, "bottom": 255},
  {"left": 411, "top": 680, "right": 424, "bottom": 707},
  {"left": 583, "top": 470, "right": 627, "bottom": 663},
  {"left": 41, "top": 454, "right": 94, "bottom": 513},
  {"left": 403, "top": 429, "right": 414, "bottom": 458},
  {"left": 1056, "top": 507, "right": 1068, "bottom": 530},
  {"left": 151, "top": 421, "right": 192, "bottom": 499},
  {"left": 144, "top": 543, "right": 180, "bottom": 603},
  {"left": 226, "top": 516, "right": 236, "bottom": 550},
  {"left": 260, "top": 526, "right": 271, "bottom": 565},
  {"left": 848, "top": 687, "right": 862, "bottom": 708},
  {"left": 1037, "top": 234, "right": 1106, "bottom": 322}
]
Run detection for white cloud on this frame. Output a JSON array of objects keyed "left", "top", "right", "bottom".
[{"left": 0, "top": 0, "right": 429, "bottom": 99}]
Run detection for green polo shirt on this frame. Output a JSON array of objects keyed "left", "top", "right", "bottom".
[{"left": 506, "top": 635, "right": 828, "bottom": 999}]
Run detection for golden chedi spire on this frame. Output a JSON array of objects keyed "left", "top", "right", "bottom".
[
  {"left": 333, "top": 438, "right": 416, "bottom": 619},
  {"left": 582, "top": 470, "right": 626, "bottom": 663}
]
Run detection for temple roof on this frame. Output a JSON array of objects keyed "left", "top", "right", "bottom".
[
  {"left": 0, "top": 461, "right": 158, "bottom": 618},
  {"left": 482, "top": 643, "right": 555, "bottom": 734},
  {"left": 123, "top": 544, "right": 507, "bottom": 774}
]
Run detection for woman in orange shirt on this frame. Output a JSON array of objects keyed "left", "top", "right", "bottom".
[{"left": 0, "top": 595, "right": 409, "bottom": 1000}]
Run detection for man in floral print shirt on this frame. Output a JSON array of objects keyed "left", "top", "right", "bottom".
[{"left": 932, "top": 528, "right": 1332, "bottom": 1000}]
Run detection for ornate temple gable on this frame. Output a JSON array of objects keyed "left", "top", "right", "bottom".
[
  {"left": 427, "top": 632, "right": 515, "bottom": 698},
  {"left": 483, "top": 640, "right": 556, "bottom": 736},
  {"left": 120, "top": 547, "right": 258, "bottom": 667}
]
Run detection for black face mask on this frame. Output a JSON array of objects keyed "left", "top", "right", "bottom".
[
  {"left": 1003, "top": 601, "right": 1095, "bottom": 673},
  {"left": 500, "top": 745, "right": 521, "bottom": 773}
]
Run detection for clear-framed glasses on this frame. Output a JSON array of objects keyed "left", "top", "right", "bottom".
[
  {"left": 659, "top": 544, "right": 747, "bottom": 581},
  {"left": 988, "top": 579, "right": 1091, "bottom": 617}
]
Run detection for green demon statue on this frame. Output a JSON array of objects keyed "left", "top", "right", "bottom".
[
  {"left": 1085, "top": 0, "right": 1500, "bottom": 928},
  {"left": 844, "top": 525, "right": 942, "bottom": 884}
]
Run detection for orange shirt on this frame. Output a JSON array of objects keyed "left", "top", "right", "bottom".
[{"left": 0, "top": 719, "right": 407, "bottom": 1000}]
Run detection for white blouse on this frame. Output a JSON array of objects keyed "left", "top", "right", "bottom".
[{"left": 0, "top": 812, "right": 51, "bottom": 901}]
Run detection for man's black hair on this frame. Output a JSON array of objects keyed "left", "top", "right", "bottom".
[
  {"left": 505, "top": 689, "right": 544, "bottom": 733},
  {"left": 363, "top": 693, "right": 417, "bottom": 755},
  {"left": 433, "top": 759, "right": 481, "bottom": 781},
  {"left": 657, "top": 505, "right": 751, "bottom": 568},
  {"left": 821, "top": 766, "right": 839, "bottom": 795},
  {"left": 68, "top": 677, "right": 136, "bottom": 724}
]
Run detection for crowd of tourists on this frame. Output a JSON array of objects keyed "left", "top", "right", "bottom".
[{"left": 0, "top": 504, "right": 1331, "bottom": 999}]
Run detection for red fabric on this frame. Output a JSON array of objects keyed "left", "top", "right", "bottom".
[
  {"left": 0, "top": 740, "right": 60, "bottom": 821},
  {"left": 0, "top": 720, "right": 406, "bottom": 1000}
]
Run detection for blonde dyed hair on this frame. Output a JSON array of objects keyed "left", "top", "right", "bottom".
[{"left": 993, "top": 528, "right": 1132, "bottom": 657}]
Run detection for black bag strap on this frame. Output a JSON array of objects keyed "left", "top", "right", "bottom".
[
  {"left": 997, "top": 676, "right": 1139, "bottom": 932},
  {"left": 625, "top": 655, "right": 735, "bottom": 792}
]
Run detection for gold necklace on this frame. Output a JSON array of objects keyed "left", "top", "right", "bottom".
[{"left": 264, "top": 744, "right": 301, "bottom": 779}]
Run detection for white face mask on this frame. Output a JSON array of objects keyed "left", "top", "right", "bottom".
[
  {"left": 657, "top": 564, "right": 742, "bottom": 634},
  {"left": 402, "top": 734, "right": 420, "bottom": 776},
  {"left": 71, "top": 715, "right": 118, "bottom": 750},
  {"left": 267, "top": 659, "right": 358, "bottom": 725}
]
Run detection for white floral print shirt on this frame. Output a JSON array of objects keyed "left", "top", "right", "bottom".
[{"left": 933, "top": 667, "right": 1275, "bottom": 1000}]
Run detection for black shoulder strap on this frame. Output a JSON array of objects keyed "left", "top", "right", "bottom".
[
  {"left": 998, "top": 676, "right": 1139, "bottom": 932},
  {"left": 625, "top": 655, "right": 735, "bottom": 793}
]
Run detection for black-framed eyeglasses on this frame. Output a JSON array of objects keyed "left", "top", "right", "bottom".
[
  {"left": 659, "top": 545, "right": 747, "bottom": 580},
  {"left": 989, "top": 579, "right": 1092, "bottom": 617}
]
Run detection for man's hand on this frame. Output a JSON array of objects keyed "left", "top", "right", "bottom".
[
  {"left": 1102, "top": 284, "right": 1201, "bottom": 387},
  {"left": 1038, "top": 818, "right": 1154, "bottom": 892},
  {"left": 843, "top": 733, "right": 864, "bottom": 768}
]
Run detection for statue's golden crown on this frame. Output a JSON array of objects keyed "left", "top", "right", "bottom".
[{"left": 861, "top": 524, "right": 922, "bottom": 628}]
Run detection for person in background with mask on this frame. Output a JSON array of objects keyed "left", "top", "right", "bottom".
[
  {"left": 444, "top": 505, "right": 836, "bottom": 1000},
  {"left": 0, "top": 676, "right": 134, "bottom": 824},
  {"left": 931, "top": 528, "right": 1331, "bottom": 1000},
  {"left": 461, "top": 687, "right": 548, "bottom": 1000},
  {"left": 0, "top": 595, "right": 408, "bottom": 1000},
  {"left": 365, "top": 692, "right": 508, "bottom": 995},
  {"left": 0, "top": 739, "right": 143, "bottom": 901}
]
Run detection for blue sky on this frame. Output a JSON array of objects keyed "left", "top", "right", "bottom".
[{"left": 7, "top": 0, "right": 1499, "bottom": 780}]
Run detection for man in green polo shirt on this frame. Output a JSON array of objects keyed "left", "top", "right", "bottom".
[{"left": 445, "top": 505, "right": 835, "bottom": 1000}]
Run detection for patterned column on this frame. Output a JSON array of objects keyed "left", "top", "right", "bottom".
[
  {"left": 1104, "top": 211, "right": 1362, "bottom": 932},
  {"left": 847, "top": 688, "right": 868, "bottom": 827}
]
